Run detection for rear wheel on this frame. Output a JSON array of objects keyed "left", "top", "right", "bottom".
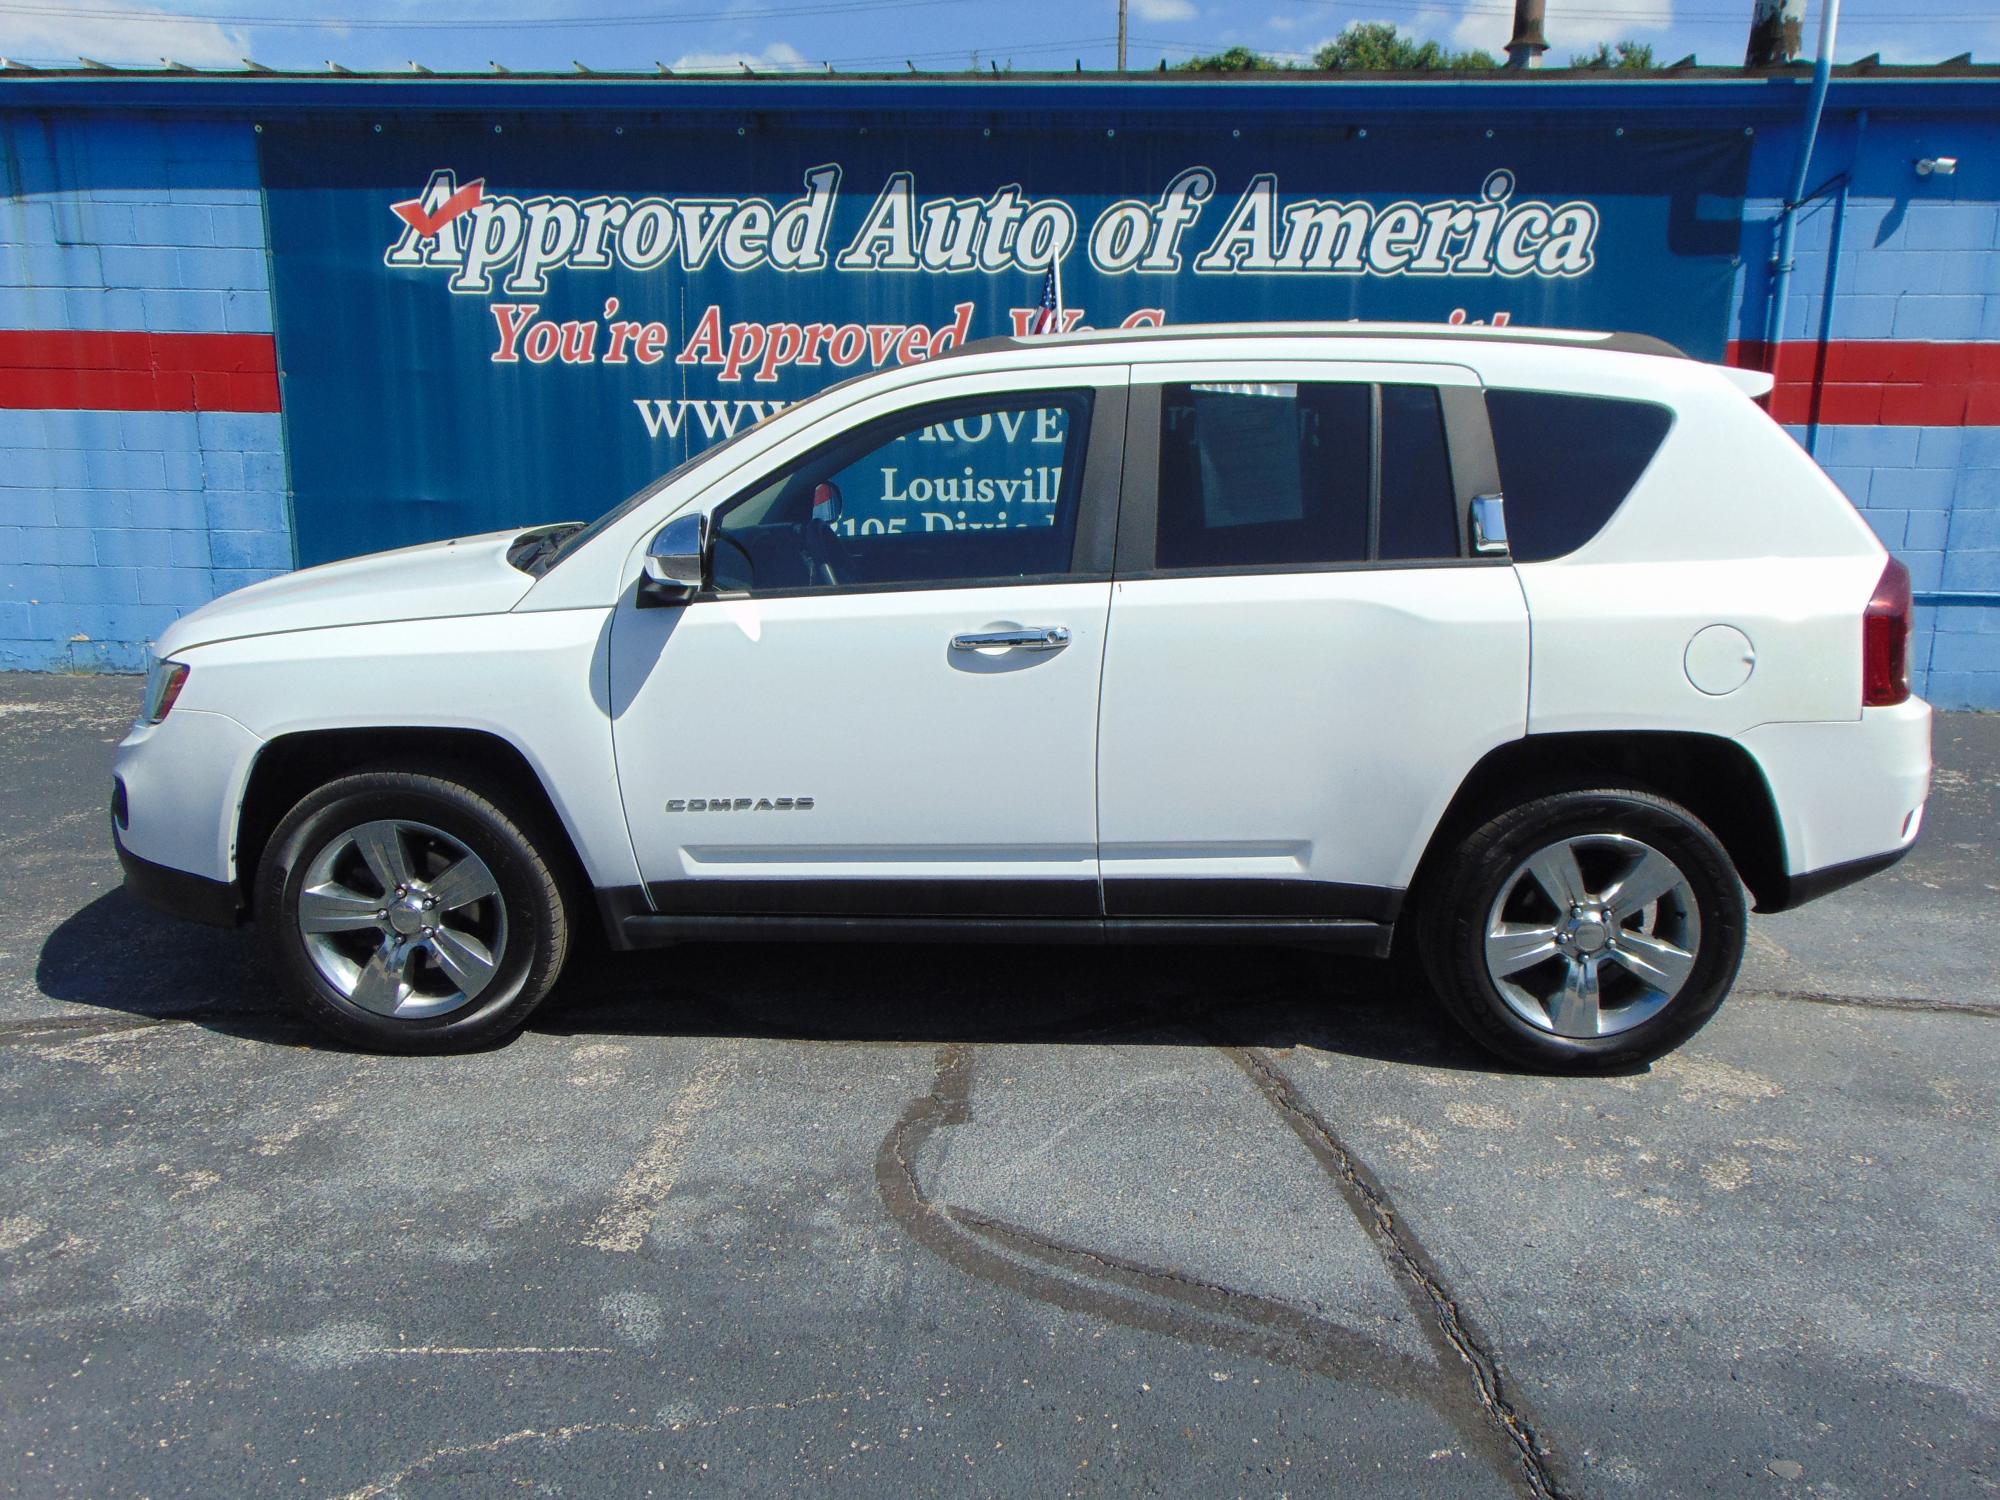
[
  {"left": 255, "top": 770, "right": 570, "bottom": 1052},
  {"left": 1418, "top": 788, "right": 1746, "bottom": 1071}
]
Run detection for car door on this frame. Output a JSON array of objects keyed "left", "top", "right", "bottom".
[
  {"left": 1096, "top": 360, "right": 1529, "bottom": 930},
  {"left": 608, "top": 367, "right": 1127, "bottom": 919}
]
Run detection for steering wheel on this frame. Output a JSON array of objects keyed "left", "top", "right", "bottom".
[
  {"left": 803, "top": 520, "right": 843, "bottom": 587},
  {"left": 710, "top": 527, "right": 757, "bottom": 590}
]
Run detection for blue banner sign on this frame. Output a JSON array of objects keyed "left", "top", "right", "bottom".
[{"left": 262, "top": 118, "right": 1748, "bottom": 564}]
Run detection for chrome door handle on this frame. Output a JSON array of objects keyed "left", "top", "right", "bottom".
[{"left": 950, "top": 627, "right": 1071, "bottom": 652}]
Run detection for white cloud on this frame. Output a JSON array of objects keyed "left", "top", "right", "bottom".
[
  {"left": 0, "top": 3, "right": 247, "bottom": 68},
  {"left": 1133, "top": 0, "right": 1197, "bottom": 21},
  {"left": 1858, "top": 18, "right": 2000, "bottom": 64},
  {"left": 669, "top": 41, "right": 814, "bottom": 73}
]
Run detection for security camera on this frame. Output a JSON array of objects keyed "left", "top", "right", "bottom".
[{"left": 1915, "top": 156, "right": 1959, "bottom": 177}]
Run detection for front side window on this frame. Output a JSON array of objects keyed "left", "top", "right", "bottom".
[
  {"left": 710, "top": 392, "right": 1093, "bottom": 594},
  {"left": 1153, "top": 380, "right": 1464, "bottom": 572}
]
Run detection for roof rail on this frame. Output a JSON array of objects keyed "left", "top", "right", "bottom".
[{"left": 938, "top": 322, "right": 1691, "bottom": 363}]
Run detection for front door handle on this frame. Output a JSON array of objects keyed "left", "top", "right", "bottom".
[{"left": 950, "top": 626, "right": 1071, "bottom": 652}]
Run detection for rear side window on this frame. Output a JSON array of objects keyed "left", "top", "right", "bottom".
[
  {"left": 1157, "top": 382, "right": 1370, "bottom": 569},
  {"left": 1154, "top": 381, "right": 1463, "bottom": 571},
  {"left": 1485, "top": 390, "right": 1673, "bottom": 563}
]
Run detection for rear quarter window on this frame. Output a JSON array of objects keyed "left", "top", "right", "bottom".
[{"left": 1485, "top": 390, "right": 1673, "bottom": 562}]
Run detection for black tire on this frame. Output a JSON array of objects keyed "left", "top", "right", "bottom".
[
  {"left": 254, "top": 770, "right": 570, "bottom": 1053},
  {"left": 1417, "top": 788, "right": 1746, "bottom": 1072}
]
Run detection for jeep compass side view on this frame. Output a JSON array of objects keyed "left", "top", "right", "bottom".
[{"left": 112, "top": 324, "right": 1931, "bottom": 1069}]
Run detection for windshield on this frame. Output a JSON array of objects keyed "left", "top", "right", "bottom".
[
  {"left": 532, "top": 376, "right": 864, "bottom": 574},
  {"left": 528, "top": 422, "right": 763, "bottom": 575}
]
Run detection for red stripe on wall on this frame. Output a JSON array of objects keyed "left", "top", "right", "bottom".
[
  {"left": 1, "top": 329, "right": 1989, "bottom": 426},
  {"left": 0, "top": 330, "right": 280, "bottom": 412},
  {"left": 1727, "top": 339, "right": 2000, "bottom": 426}
]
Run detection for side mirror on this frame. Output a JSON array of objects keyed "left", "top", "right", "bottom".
[
  {"left": 1468, "top": 493, "right": 1510, "bottom": 556},
  {"left": 639, "top": 512, "right": 707, "bottom": 606}
]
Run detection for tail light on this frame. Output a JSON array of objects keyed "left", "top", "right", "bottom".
[{"left": 1861, "top": 556, "right": 1911, "bottom": 707}]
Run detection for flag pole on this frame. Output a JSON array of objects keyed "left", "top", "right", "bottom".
[{"left": 1052, "top": 253, "right": 1065, "bottom": 332}]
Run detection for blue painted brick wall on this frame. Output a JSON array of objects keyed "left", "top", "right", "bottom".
[
  {"left": 1795, "top": 421, "right": 2000, "bottom": 711},
  {"left": 5, "top": 100, "right": 1996, "bottom": 709},
  {"left": 1744, "top": 113, "right": 2000, "bottom": 711},
  {"left": 1734, "top": 115, "right": 2000, "bottom": 349},
  {"left": 0, "top": 114, "right": 288, "bottom": 673}
]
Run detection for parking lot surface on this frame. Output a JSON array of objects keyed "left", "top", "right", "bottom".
[{"left": 1, "top": 672, "right": 1995, "bottom": 1498}]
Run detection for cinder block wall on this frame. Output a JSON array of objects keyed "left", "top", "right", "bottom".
[
  {"left": 0, "top": 115, "right": 289, "bottom": 671},
  {"left": 2, "top": 100, "right": 1996, "bottom": 707},
  {"left": 1733, "top": 113, "right": 2000, "bottom": 710}
]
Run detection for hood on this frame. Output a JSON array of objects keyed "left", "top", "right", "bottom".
[{"left": 157, "top": 528, "right": 543, "bottom": 654}]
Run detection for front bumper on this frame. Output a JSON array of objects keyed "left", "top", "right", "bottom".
[
  {"left": 111, "top": 704, "right": 265, "bottom": 887},
  {"left": 114, "top": 826, "right": 241, "bottom": 926}
]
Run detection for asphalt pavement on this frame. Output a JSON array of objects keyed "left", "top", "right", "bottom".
[{"left": 1, "top": 672, "right": 1994, "bottom": 1499}]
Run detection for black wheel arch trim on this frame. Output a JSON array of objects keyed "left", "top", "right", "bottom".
[
  {"left": 1417, "top": 729, "right": 1791, "bottom": 915},
  {"left": 234, "top": 724, "right": 591, "bottom": 920}
]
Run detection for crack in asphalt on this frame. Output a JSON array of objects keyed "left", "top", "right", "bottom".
[
  {"left": 326, "top": 1386, "right": 889, "bottom": 1500},
  {"left": 1745, "top": 987, "right": 2000, "bottom": 1019},
  {"left": 874, "top": 1039, "right": 1542, "bottom": 1497},
  {"left": 1224, "top": 1044, "right": 1565, "bottom": 1500}
]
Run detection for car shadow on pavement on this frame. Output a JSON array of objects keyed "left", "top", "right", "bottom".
[
  {"left": 32, "top": 888, "right": 319, "bottom": 1044},
  {"left": 35, "top": 888, "right": 1529, "bottom": 1073},
  {"left": 538, "top": 941, "right": 1526, "bottom": 1073}
]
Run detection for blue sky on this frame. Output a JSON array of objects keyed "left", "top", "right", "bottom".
[{"left": 2, "top": 0, "right": 1993, "bottom": 74}]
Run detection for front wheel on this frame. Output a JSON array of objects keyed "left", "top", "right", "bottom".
[
  {"left": 1418, "top": 789, "right": 1747, "bottom": 1071},
  {"left": 255, "top": 770, "right": 570, "bottom": 1052}
]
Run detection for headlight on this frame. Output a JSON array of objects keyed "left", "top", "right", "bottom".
[{"left": 141, "top": 656, "right": 190, "bottom": 723}]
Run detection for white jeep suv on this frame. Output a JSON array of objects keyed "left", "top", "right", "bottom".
[{"left": 112, "top": 324, "right": 1931, "bottom": 1069}]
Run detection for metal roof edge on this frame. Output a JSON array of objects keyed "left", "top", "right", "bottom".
[{"left": 1, "top": 71, "right": 1995, "bottom": 118}]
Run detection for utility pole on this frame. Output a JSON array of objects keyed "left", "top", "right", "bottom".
[
  {"left": 1504, "top": 0, "right": 1548, "bottom": 69},
  {"left": 1746, "top": 0, "right": 1806, "bottom": 65},
  {"left": 1116, "top": 0, "right": 1128, "bottom": 71}
]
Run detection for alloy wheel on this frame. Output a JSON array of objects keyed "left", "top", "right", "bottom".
[
  {"left": 1482, "top": 833, "right": 1702, "bottom": 1039},
  {"left": 295, "top": 818, "right": 507, "bottom": 1020}
]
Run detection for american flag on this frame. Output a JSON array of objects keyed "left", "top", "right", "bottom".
[{"left": 1031, "top": 266, "right": 1059, "bottom": 335}]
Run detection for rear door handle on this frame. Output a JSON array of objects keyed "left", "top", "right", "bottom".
[{"left": 950, "top": 627, "right": 1071, "bottom": 652}]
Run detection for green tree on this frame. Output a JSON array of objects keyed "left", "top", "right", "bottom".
[
  {"left": 1314, "top": 22, "right": 1497, "bottom": 71},
  {"left": 1570, "top": 40, "right": 1658, "bottom": 69},
  {"left": 1170, "top": 25, "right": 1497, "bottom": 73},
  {"left": 1172, "top": 45, "right": 1283, "bottom": 72}
]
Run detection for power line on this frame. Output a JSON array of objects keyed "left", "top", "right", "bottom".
[
  {"left": 14, "top": 0, "right": 1982, "bottom": 36},
  {"left": 812, "top": 34, "right": 1116, "bottom": 66},
  {"left": 0, "top": 33, "right": 1127, "bottom": 72},
  {"left": 0, "top": 0, "right": 985, "bottom": 30},
  {"left": 1268, "top": 0, "right": 1999, "bottom": 16}
]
